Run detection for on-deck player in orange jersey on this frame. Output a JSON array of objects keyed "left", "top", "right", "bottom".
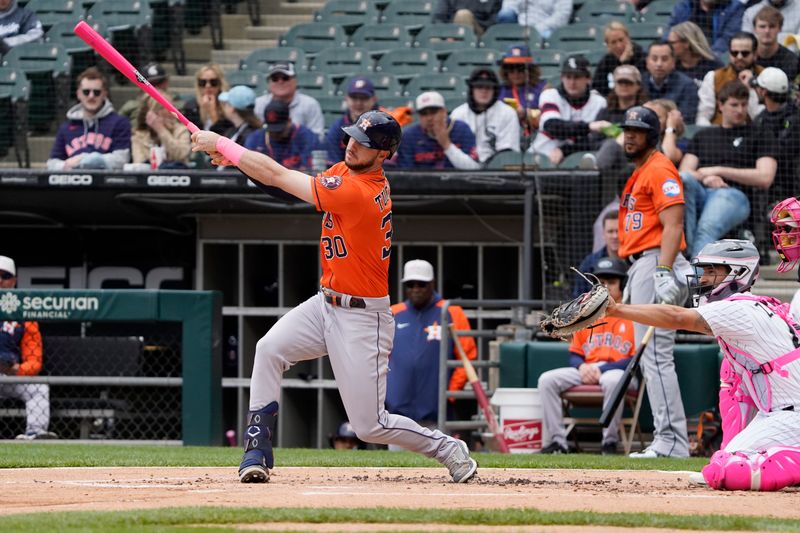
[
  {"left": 616, "top": 106, "right": 691, "bottom": 459},
  {"left": 192, "top": 110, "right": 478, "bottom": 485}
]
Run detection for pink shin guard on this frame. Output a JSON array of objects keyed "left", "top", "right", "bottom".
[
  {"left": 719, "top": 360, "right": 755, "bottom": 449},
  {"left": 703, "top": 447, "right": 800, "bottom": 491}
]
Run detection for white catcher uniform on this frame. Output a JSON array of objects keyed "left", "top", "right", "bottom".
[{"left": 697, "top": 295, "right": 800, "bottom": 491}]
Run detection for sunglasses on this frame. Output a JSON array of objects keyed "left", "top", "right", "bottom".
[
  {"left": 198, "top": 78, "right": 220, "bottom": 87},
  {"left": 81, "top": 88, "right": 103, "bottom": 97},
  {"left": 270, "top": 74, "right": 291, "bottom": 82},
  {"left": 418, "top": 108, "right": 441, "bottom": 116},
  {"left": 0, "top": 271, "right": 14, "bottom": 280},
  {"left": 615, "top": 78, "right": 637, "bottom": 86},
  {"left": 505, "top": 65, "right": 527, "bottom": 72},
  {"left": 404, "top": 281, "right": 429, "bottom": 288},
  {"left": 730, "top": 50, "right": 752, "bottom": 57}
]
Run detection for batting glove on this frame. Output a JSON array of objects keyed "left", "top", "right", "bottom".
[{"left": 653, "top": 266, "right": 681, "bottom": 305}]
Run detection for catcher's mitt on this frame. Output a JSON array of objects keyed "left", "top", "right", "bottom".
[{"left": 539, "top": 277, "right": 610, "bottom": 339}]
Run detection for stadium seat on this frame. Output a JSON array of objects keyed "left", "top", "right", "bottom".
[
  {"left": 479, "top": 23, "right": 541, "bottom": 51},
  {"left": 404, "top": 73, "right": 467, "bottom": 100},
  {"left": 573, "top": 0, "right": 635, "bottom": 23},
  {"left": 484, "top": 150, "right": 533, "bottom": 170},
  {"left": 626, "top": 22, "right": 668, "bottom": 48},
  {"left": 547, "top": 23, "right": 603, "bottom": 52},
  {"left": 44, "top": 20, "right": 106, "bottom": 91},
  {"left": 1, "top": 42, "right": 71, "bottom": 133},
  {"left": 314, "top": 0, "right": 380, "bottom": 33},
  {"left": 226, "top": 69, "right": 268, "bottom": 95},
  {"left": 149, "top": 0, "right": 188, "bottom": 75},
  {"left": 339, "top": 73, "right": 403, "bottom": 98},
  {"left": 380, "top": 0, "right": 434, "bottom": 33},
  {"left": 558, "top": 151, "right": 596, "bottom": 169},
  {"left": 636, "top": 0, "right": 675, "bottom": 23},
  {"left": 441, "top": 48, "right": 503, "bottom": 76},
  {"left": 414, "top": 23, "right": 477, "bottom": 59},
  {"left": 86, "top": 0, "right": 154, "bottom": 66},
  {"left": 379, "top": 95, "right": 413, "bottom": 110},
  {"left": 375, "top": 48, "right": 439, "bottom": 79},
  {"left": 0, "top": 67, "right": 30, "bottom": 166},
  {"left": 295, "top": 71, "right": 337, "bottom": 97},
  {"left": 279, "top": 22, "right": 348, "bottom": 56},
  {"left": 25, "top": 0, "right": 85, "bottom": 31},
  {"left": 533, "top": 48, "right": 568, "bottom": 70},
  {"left": 316, "top": 95, "right": 347, "bottom": 128},
  {"left": 309, "top": 47, "right": 372, "bottom": 80},
  {"left": 349, "top": 23, "right": 412, "bottom": 58},
  {"left": 240, "top": 47, "right": 307, "bottom": 73}
]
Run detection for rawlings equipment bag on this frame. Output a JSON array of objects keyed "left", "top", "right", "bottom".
[{"left": 539, "top": 275, "right": 610, "bottom": 339}]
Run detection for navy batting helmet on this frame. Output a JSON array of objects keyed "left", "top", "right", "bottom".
[
  {"left": 593, "top": 257, "right": 629, "bottom": 291},
  {"left": 341, "top": 110, "right": 401, "bottom": 155},
  {"left": 621, "top": 106, "right": 660, "bottom": 147}
]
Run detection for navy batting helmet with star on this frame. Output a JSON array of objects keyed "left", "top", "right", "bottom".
[
  {"left": 620, "top": 106, "right": 660, "bottom": 148},
  {"left": 341, "top": 110, "right": 401, "bottom": 155}
]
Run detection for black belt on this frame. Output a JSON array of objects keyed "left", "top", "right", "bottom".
[
  {"left": 626, "top": 250, "right": 650, "bottom": 264},
  {"left": 324, "top": 294, "right": 366, "bottom": 308}
]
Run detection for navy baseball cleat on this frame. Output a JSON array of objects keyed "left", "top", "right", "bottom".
[
  {"left": 443, "top": 439, "right": 478, "bottom": 483},
  {"left": 238, "top": 401, "right": 279, "bottom": 483},
  {"left": 239, "top": 450, "right": 269, "bottom": 483}
]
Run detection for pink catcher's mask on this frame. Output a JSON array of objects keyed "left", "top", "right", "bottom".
[{"left": 771, "top": 197, "right": 800, "bottom": 273}]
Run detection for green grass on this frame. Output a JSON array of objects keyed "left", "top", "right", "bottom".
[
  {"left": 0, "top": 443, "right": 708, "bottom": 471},
  {"left": 1, "top": 506, "right": 799, "bottom": 532}
]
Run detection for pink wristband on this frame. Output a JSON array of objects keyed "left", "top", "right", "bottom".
[{"left": 215, "top": 137, "right": 246, "bottom": 166}]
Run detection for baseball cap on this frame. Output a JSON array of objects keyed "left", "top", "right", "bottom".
[
  {"left": 561, "top": 54, "right": 591, "bottom": 77},
  {"left": 593, "top": 257, "right": 628, "bottom": 278},
  {"left": 219, "top": 85, "right": 256, "bottom": 110},
  {"left": 0, "top": 255, "right": 16, "bottom": 276},
  {"left": 346, "top": 76, "right": 375, "bottom": 97},
  {"left": 502, "top": 44, "right": 533, "bottom": 64},
  {"left": 263, "top": 99, "right": 291, "bottom": 132},
  {"left": 268, "top": 62, "right": 296, "bottom": 78},
  {"left": 613, "top": 64, "right": 641, "bottom": 84},
  {"left": 751, "top": 67, "right": 789, "bottom": 94},
  {"left": 415, "top": 91, "right": 446, "bottom": 111},
  {"left": 468, "top": 67, "right": 499, "bottom": 87},
  {"left": 401, "top": 259, "right": 434, "bottom": 283},
  {"left": 142, "top": 62, "right": 167, "bottom": 84}
]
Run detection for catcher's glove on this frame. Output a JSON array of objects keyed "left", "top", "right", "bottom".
[{"left": 539, "top": 276, "right": 610, "bottom": 339}]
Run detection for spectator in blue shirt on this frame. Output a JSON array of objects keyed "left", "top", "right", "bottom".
[
  {"left": 323, "top": 76, "right": 379, "bottom": 165},
  {"left": 244, "top": 99, "right": 319, "bottom": 171},
  {"left": 395, "top": 91, "right": 480, "bottom": 169},
  {"left": 669, "top": 0, "right": 746, "bottom": 58},
  {"left": 573, "top": 210, "right": 621, "bottom": 296},
  {"left": 644, "top": 41, "right": 700, "bottom": 123}
]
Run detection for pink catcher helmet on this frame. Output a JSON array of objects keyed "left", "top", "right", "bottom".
[{"left": 771, "top": 197, "right": 800, "bottom": 272}]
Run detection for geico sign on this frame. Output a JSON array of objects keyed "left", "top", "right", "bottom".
[
  {"left": 147, "top": 175, "right": 191, "bottom": 187},
  {"left": 48, "top": 174, "right": 93, "bottom": 186}
]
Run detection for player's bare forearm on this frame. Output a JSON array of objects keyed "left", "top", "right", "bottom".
[
  {"left": 657, "top": 204, "right": 684, "bottom": 267},
  {"left": 237, "top": 151, "right": 314, "bottom": 204},
  {"left": 712, "top": 160, "right": 776, "bottom": 189},
  {"left": 607, "top": 301, "right": 711, "bottom": 334}
]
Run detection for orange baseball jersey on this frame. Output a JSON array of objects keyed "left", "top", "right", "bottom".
[
  {"left": 568, "top": 315, "right": 635, "bottom": 364},
  {"left": 618, "top": 150, "right": 687, "bottom": 258},
  {"left": 312, "top": 161, "right": 392, "bottom": 297}
]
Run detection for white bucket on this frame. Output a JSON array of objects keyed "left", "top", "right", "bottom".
[{"left": 490, "top": 388, "right": 546, "bottom": 453}]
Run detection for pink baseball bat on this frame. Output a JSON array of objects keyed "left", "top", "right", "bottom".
[{"left": 74, "top": 20, "right": 200, "bottom": 133}]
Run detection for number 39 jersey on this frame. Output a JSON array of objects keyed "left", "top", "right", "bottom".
[
  {"left": 618, "top": 150, "right": 687, "bottom": 258},
  {"left": 312, "top": 162, "right": 392, "bottom": 298}
]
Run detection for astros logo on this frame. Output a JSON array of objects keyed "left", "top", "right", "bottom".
[
  {"left": 358, "top": 118, "right": 372, "bottom": 131},
  {"left": 320, "top": 175, "right": 343, "bottom": 189}
]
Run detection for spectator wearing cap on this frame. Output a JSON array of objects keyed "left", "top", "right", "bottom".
[
  {"left": 530, "top": 55, "right": 608, "bottom": 165},
  {"left": 396, "top": 91, "right": 479, "bottom": 169},
  {"left": 254, "top": 62, "right": 325, "bottom": 139},
  {"left": 680, "top": 79, "right": 777, "bottom": 257},
  {"left": 0, "top": 0, "right": 42, "bottom": 55},
  {"left": 183, "top": 64, "right": 233, "bottom": 135},
  {"left": 132, "top": 93, "right": 191, "bottom": 169},
  {"left": 244, "top": 99, "right": 319, "bottom": 171},
  {"left": 753, "top": 5, "right": 799, "bottom": 81},
  {"left": 119, "top": 62, "right": 182, "bottom": 123},
  {"left": 450, "top": 68, "right": 520, "bottom": 164},
  {"left": 753, "top": 67, "right": 800, "bottom": 202},
  {"left": 385, "top": 259, "right": 477, "bottom": 437},
  {"left": 538, "top": 256, "right": 636, "bottom": 456},
  {"left": 592, "top": 21, "right": 648, "bottom": 97},
  {"left": 432, "top": 0, "right": 501, "bottom": 36},
  {"left": 219, "top": 85, "right": 262, "bottom": 147},
  {"left": 574, "top": 211, "right": 621, "bottom": 296},
  {"left": 696, "top": 32, "right": 764, "bottom": 126},
  {"left": 498, "top": 44, "right": 549, "bottom": 134},
  {"left": 496, "top": 0, "right": 573, "bottom": 40},
  {"left": 668, "top": 0, "right": 745, "bottom": 58},
  {"left": 323, "top": 76, "right": 379, "bottom": 165},
  {"left": 644, "top": 41, "right": 699, "bottom": 123}
]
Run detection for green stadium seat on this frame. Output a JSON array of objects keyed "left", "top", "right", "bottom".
[
  {"left": 499, "top": 341, "right": 527, "bottom": 387},
  {"left": 484, "top": 150, "right": 534, "bottom": 170},
  {"left": 404, "top": 73, "right": 467, "bottom": 100},
  {"left": 378, "top": 95, "right": 413, "bottom": 110},
  {"left": 86, "top": 0, "right": 154, "bottom": 66},
  {"left": 1, "top": 42, "right": 71, "bottom": 133},
  {"left": 316, "top": 95, "right": 347, "bottom": 128},
  {"left": 314, "top": 0, "right": 380, "bottom": 33},
  {"left": 25, "top": 0, "right": 85, "bottom": 31},
  {"left": 295, "top": 71, "right": 337, "bottom": 97},
  {"left": 626, "top": 22, "right": 668, "bottom": 48},
  {"left": 309, "top": 47, "right": 372, "bottom": 80},
  {"left": 440, "top": 47, "right": 502, "bottom": 76},
  {"left": 380, "top": 0, "right": 434, "bottom": 33},
  {"left": 674, "top": 343, "right": 721, "bottom": 417},
  {"left": 45, "top": 20, "right": 108, "bottom": 55},
  {"left": 226, "top": 69, "right": 268, "bottom": 95},
  {"left": 375, "top": 48, "right": 439, "bottom": 79},
  {"left": 533, "top": 48, "right": 567, "bottom": 69},
  {"left": 279, "top": 22, "right": 348, "bottom": 56},
  {"left": 637, "top": 0, "right": 675, "bottom": 23},
  {"left": 414, "top": 23, "right": 477, "bottom": 59},
  {"left": 0, "top": 67, "right": 30, "bottom": 166},
  {"left": 573, "top": 0, "right": 635, "bottom": 23},
  {"left": 240, "top": 47, "right": 307, "bottom": 73},
  {"left": 339, "top": 73, "right": 403, "bottom": 97},
  {"left": 149, "top": 0, "right": 188, "bottom": 75},
  {"left": 349, "top": 23, "right": 412, "bottom": 58},
  {"left": 547, "top": 23, "right": 603, "bottom": 51},
  {"left": 479, "top": 23, "right": 542, "bottom": 51},
  {"left": 559, "top": 151, "right": 595, "bottom": 169}
]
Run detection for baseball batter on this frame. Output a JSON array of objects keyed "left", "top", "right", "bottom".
[
  {"left": 606, "top": 239, "right": 800, "bottom": 491},
  {"left": 617, "top": 106, "right": 691, "bottom": 458},
  {"left": 191, "top": 110, "right": 478, "bottom": 484}
]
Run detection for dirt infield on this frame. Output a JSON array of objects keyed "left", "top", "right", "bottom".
[{"left": 1, "top": 466, "right": 798, "bottom": 522}]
